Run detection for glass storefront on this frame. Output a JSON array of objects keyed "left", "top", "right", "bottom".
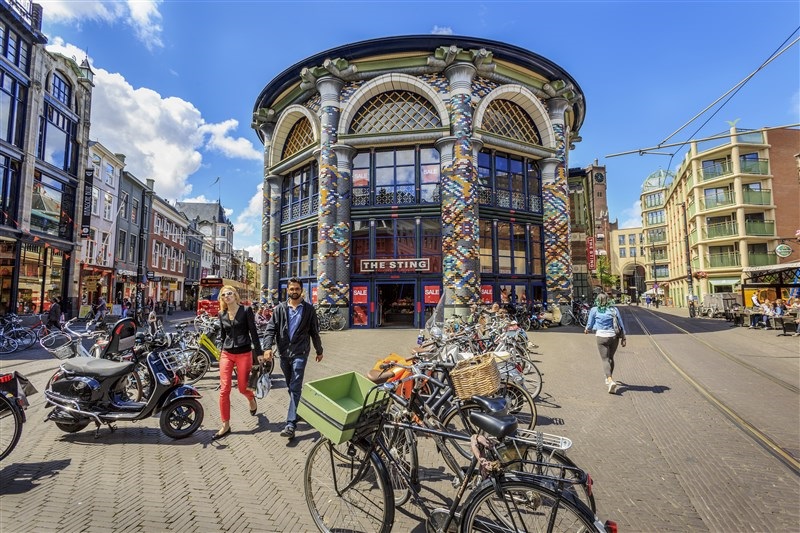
[{"left": 1, "top": 241, "right": 68, "bottom": 315}]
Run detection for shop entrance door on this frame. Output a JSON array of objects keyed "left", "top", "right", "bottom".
[{"left": 377, "top": 282, "right": 415, "bottom": 328}]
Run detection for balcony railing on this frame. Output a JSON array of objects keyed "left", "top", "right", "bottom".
[
  {"left": 748, "top": 252, "right": 777, "bottom": 267},
  {"left": 739, "top": 158, "right": 769, "bottom": 175},
  {"left": 703, "top": 221, "right": 738, "bottom": 240},
  {"left": 701, "top": 161, "right": 733, "bottom": 181},
  {"left": 744, "top": 220, "right": 775, "bottom": 236},
  {"left": 706, "top": 251, "right": 741, "bottom": 268},
  {"left": 691, "top": 258, "right": 700, "bottom": 271},
  {"left": 687, "top": 202, "right": 697, "bottom": 218},
  {"left": 700, "top": 192, "right": 735, "bottom": 211},
  {"left": 742, "top": 189, "right": 771, "bottom": 205},
  {"left": 689, "top": 230, "right": 698, "bottom": 245}
]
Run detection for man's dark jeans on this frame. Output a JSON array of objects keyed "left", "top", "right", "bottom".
[{"left": 280, "top": 356, "right": 308, "bottom": 428}]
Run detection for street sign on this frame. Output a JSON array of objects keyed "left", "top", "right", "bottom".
[
  {"left": 146, "top": 271, "right": 155, "bottom": 278},
  {"left": 149, "top": 276, "right": 162, "bottom": 282},
  {"left": 775, "top": 243, "right": 792, "bottom": 258}
]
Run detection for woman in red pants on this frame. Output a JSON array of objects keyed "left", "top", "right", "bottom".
[{"left": 213, "top": 285, "right": 263, "bottom": 440}]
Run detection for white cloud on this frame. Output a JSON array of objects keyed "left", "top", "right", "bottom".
[
  {"left": 618, "top": 199, "right": 642, "bottom": 229},
  {"left": 244, "top": 244, "right": 263, "bottom": 265},
  {"left": 40, "top": 0, "right": 164, "bottom": 50},
  {"left": 46, "top": 39, "right": 264, "bottom": 201},
  {"left": 199, "top": 120, "right": 262, "bottom": 160},
  {"left": 431, "top": 25, "right": 454, "bottom": 35},
  {"left": 181, "top": 194, "right": 212, "bottom": 203},
  {"left": 790, "top": 90, "right": 800, "bottom": 118},
  {"left": 234, "top": 184, "right": 264, "bottom": 240}
]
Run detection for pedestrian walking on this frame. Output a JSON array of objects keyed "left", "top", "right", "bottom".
[
  {"left": 46, "top": 297, "right": 61, "bottom": 329},
  {"left": 212, "top": 285, "right": 263, "bottom": 440},
  {"left": 260, "top": 277, "right": 323, "bottom": 440},
  {"left": 584, "top": 292, "right": 627, "bottom": 394},
  {"left": 94, "top": 295, "right": 107, "bottom": 321}
]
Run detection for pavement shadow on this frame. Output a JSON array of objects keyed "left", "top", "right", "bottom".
[
  {"left": 58, "top": 425, "right": 204, "bottom": 446},
  {"left": 0, "top": 458, "right": 72, "bottom": 495},
  {"left": 615, "top": 382, "right": 670, "bottom": 395}
]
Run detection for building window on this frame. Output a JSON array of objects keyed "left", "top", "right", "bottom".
[
  {"left": 84, "top": 228, "right": 96, "bottom": 263},
  {"left": 117, "top": 230, "right": 126, "bottom": 259},
  {"left": 627, "top": 234, "right": 636, "bottom": 245},
  {"left": 103, "top": 192, "right": 113, "bottom": 220},
  {"left": 37, "top": 104, "right": 78, "bottom": 175},
  {"left": 421, "top": 218, "right": 442, "bottom": 273},
  {"left": 644, "top": 191, "right": 664, "bottom": 208},
  {"left": 30, "top": 171, "right": 75, "bottom": 239},
  {"left": 629, "top": 247, "right": 637, "bottom": 258},
  {"left": 619, "top": 248, "right": 626, "bottom": 258},
  {"left": 477, "top": 150, "right": 541, "bottom": 213},
  {"left": 152, "top": 242, "right": 160, "bottom": 267},
  {"left": 99, "top": 232, "right": 109, "bottom": 266},
  {"left": 0, "top": 70, "right": 27, "bottom": 147},
  {"left": 618, "top": 235, "right": 626, "bottom": 246},
  {"left": 154, "top": 216, "right": 162, "bottom": 234},
  {"left": 51, "top": 73, "right": 72, "bottom": 107},
  {"left": 352, "top": 147, "right": 440, "bottom": 208},
  {"left": 1, "top": 23, "right": 30, "bottom": 71},
  {"left": 104, "top": 163, "right": 114, "bottom": 186},
  {"left": 128, "top": 235, "right": 137, "bottom": 263},
  {"left": 646, "top": 210, "right": 665, "bottom": 226},
  {"left": 0, "top": 155, "right": 21, "bottom": 227},
  {"left": 482, "top": 99, "right": 541, "bottom": 145},
  {"left": 281, "top": 118, "right": 314, "bottom": 160},
  {"left": 119, "top": 191, "right": 129, "bottom": 219},
  {"left": 279, "top": 225, "right": 317, "bottom": 279},
  {"left": 496, "top": 221, "right": 528, "bottom": 275},
  {"left": 349, "top": 90, "right": 440, "bottom": 134},
  {"left": 281, "top": 162, "right": 319, "bottom": 222},
  {"left": 131, "top": 198, "right": 139, "bottom": 224},
  {"left": 162, "top": 245, "right": 169, "bottom": 269},
  {"left": 480, "top": 220, "right": 494, "bottom": 273}
]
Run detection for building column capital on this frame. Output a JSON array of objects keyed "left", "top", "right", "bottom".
[
  {"left": 546, "top": 96, "right": 570, "bottom": 121},
  {"left": 444, "top": 62, "right": 477, "bottom": 95}
]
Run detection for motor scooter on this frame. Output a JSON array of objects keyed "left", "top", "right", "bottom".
[{"left": 43, "top": 318, "right": 204, "bottom": 439}]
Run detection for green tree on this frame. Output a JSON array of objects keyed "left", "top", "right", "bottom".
[{"left": 595, "top": 256, "right": 618, "bottom": 293}]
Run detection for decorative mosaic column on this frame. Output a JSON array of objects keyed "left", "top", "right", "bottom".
[
  {"left": 258, "top": 123, "right": 275, "bottom": 299},
  {"left": 315, "top": 76, "right": 346, "bottom": 306},
  {"left": 265, "top": 174, "right": 282, "bottom": 303},
  {"left": 332, "top": 144, "right": 356, "bottom": 314},
  {"left": 442, "top": 63, "right": 480, "bottom": 316},
  {"left": 542, "top": 96, "right": 572, "bottom": 301}
]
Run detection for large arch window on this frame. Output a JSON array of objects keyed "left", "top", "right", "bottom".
[
  {"left": 282, "top": 117, "right": 314, "bottom": 160},
  {"left": 281, "top": 162, "right": 318, "bottom": 222},
  {"left": 349, "top": 91, "right": 440, "bottom": 134},
  {"left": 477, "top": 150, "right": 541, "bottom": 213},
  {"left": 352, "top": 146, "right": 440, "bottom": 207},
  {"left": 51, "top": 73, "right": 72, "bottom": 107},
  {"left": 482, "top": 99, "right": 541, "bottom": 145}
]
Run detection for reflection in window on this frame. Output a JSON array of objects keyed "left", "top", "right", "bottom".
[
  {"left": 281, "top": 162, "right": 318, "bottom": 222},
  {"left": 38, "top": 104, "right": 78, "bottom": 174},
  {"left": 477, "top": 149, "right": 541, "bottom": 213},
  {"left": 279, "top": 225, "right": 317, "bottom": 280},
  {"left": 1, "top": 71, "right": 27, "bottom": 147},
  {"left": 0, "top": 155, "right": 20, "bottom": 227},
  {"left": 480, "top": 220, "right": 493, "bottom": 273},
  {"left": 352, "top": 146, "right": 439, "bottom": 207},
  {"left": 31, "top": 173, "right": 71, "bottom": 238},
  {"left": 51, "top": 73, "right": 71, "bottom": 106}
]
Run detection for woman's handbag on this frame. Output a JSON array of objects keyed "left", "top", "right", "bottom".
[{"left": 610, "top": 308, "right": 624, "bottom": 339}]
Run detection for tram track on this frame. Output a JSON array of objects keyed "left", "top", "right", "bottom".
[{"left": 627, "top": 308, "right": 800, "bottom": 476}]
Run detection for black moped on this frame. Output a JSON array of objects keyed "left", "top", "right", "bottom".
[{"left": 43, "top": 319, "right": 204, "bottom": 439}]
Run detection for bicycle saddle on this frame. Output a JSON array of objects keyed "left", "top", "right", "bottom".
[{"left": 469, "top": 411, "right": 518, "bottom": 440}]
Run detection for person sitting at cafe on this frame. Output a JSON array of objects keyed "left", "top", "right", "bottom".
[{"left": 760, "top": 300, "right": 777, "bottom": 329}]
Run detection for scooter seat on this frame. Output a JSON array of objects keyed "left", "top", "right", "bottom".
[{"left": 62, "top": 358, "right": 136, "bottom": 379}]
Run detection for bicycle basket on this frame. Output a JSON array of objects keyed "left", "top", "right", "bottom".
[
  {"left": 40, "top": 332, "right": 78, "bottom": 360},
  {"left": 450, "top": 352, "right": 501, "bottom": 400}
]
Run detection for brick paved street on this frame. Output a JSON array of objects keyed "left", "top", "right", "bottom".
[{"left": 1, "top": 306, "right": 798, "bottom": 532}]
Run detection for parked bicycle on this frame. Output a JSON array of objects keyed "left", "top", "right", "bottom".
[
  {"left": 0, "top": 371, "right": 36, "bottom": 461},
  {"left": 316, "top": 301, "right": 346, "bottom": 331}
]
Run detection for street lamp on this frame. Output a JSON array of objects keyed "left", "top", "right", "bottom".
[
  {"left": 632, "top": 247, "right": 639, "bottom": 305},
  {"left": 682, "top": 202, "right": 696, "bottom": 317}
]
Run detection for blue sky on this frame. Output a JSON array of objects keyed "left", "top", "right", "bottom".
[{"left": 39, "top": 0, "right": 799, "bottom": 259}]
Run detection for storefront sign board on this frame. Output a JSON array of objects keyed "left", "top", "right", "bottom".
[
  {"left": 352, "top": 286, "right": 368, "bottom": 304},
  {"left": 481, "top": 285, "right": 493, "bottom": 303},
  {"left": 423, "top": 285, "right": 440, "bottom": 304},
  {"left": 80, "top": 169, "right": 94, "bottom": 238},
  {"left": 359, "top": 258, "right": 430, "bottom": 272}
]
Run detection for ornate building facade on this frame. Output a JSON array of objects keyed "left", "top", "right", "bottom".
[{"left": 252, "top": 36, "right": 585, "bottom": 327}]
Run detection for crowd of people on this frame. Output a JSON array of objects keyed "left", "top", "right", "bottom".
[{"left": 748, "top": 295, "right": 800, "bottom": 335}]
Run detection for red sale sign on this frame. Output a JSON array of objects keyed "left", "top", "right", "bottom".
[
  {"left": 481, "top": 285, "right": 494, "bottom": 303},
  {"left": 424, "top": 285, "right": 440, "bottom": 304},
  {"left": 311, "top": 286, "right": 318, "bottom": 304},
  {"left": 352, "top": 286, "right": 368, "bottom": 304}
]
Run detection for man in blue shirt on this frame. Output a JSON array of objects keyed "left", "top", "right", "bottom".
[{"left": 262, "top": 277, "right": 324, "bottom": 439}]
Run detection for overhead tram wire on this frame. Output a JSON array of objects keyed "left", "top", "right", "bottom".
[{"left": 607, "top": 27, "right": 800, "bottom": 161}]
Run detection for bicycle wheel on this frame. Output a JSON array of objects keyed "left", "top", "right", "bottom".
[
  {"left": 0, "top": 336, "right": 19, "bottom": 355},
  {"left": 578, "top": 309, "right": 589, "bottom": 328},
  {"left": 318, "top": 312, "right": 331, "bottom": 331},
  {"left": 329, "top": 312, "right": 346, "bottom": 331},
  {"left": 499, "top": 382, "right": 537, "bottom": 430},
  {"left": 519, "top": 450, "right": 597, "bottom": 513},
  {"left": 460, "top": 476, "right": 599, "bottom": 533},
  {"left": 517, "top": 315, "right": 531, "bottom": 331},
  {"left": 184, "top": 349, "right": 211, "bottom": 384},
  {"left": 560, "top": 312, "right": 574, "bottom": 327},
  {"left": 379, "top": 421, "right": 418, "bottom": 507},
  {"left": 8, "top": 328, "right": 36, "bottom": 350},
  {"left": 304, "top": 438, "right": 394, "bottom": 533},
  {"left": 0, "top": 393, "right": 23, "bottom": 461}
]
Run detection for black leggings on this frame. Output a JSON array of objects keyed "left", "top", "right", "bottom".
[{"left": 596, "top": 336, "right": 620, "bottom": 379}]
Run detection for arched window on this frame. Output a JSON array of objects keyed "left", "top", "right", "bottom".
[
  {"left": 51, "top": 72, "right": 72, "bottom": 107},
  {"left": 281, "top": 117, "right": 314, "bottom": 160},
  {"left": 482, "top": 99, "right": 540, "bottom": 145},
  {"left": 349, "top": 91, "right": 440, "bottom": 134}
]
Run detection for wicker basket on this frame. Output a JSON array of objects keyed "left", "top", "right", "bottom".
[{"left": 450, "top": 352, "right": 501, "bottom": 400}]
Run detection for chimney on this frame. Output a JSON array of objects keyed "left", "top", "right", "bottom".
[
  {"left": 114, "top": 153, "right": 126, "bottom": 165},
  {"left": 146, "top": 178, "right": 155, "bottom": 190}
]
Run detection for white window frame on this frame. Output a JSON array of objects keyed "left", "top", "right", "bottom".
[
  {"left": 153, "top": 242, "right": 160, "bottom": 267},
  {"left": 103, "top": 192, "right": 113, "bottom": 221},
  {"left": 117, "top": 230, "right": 126, "bottom": 259},
  {"left": 154, "top": 216, "right": 162, "bottom": 235},
  {"left": 91, "top": 187, "right": 99, "bottom": 216}
]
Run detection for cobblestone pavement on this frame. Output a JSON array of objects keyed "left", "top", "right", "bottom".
[{"left": 1, "top": 307, "right": 798, "bottom": 532}]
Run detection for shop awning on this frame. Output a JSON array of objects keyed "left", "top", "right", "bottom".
[
  {"left": 742, "top": 261, "right": 800, "bottom": 276},
  {"left": 708, "top": 278, "right": 741, "bottom": 287}
]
